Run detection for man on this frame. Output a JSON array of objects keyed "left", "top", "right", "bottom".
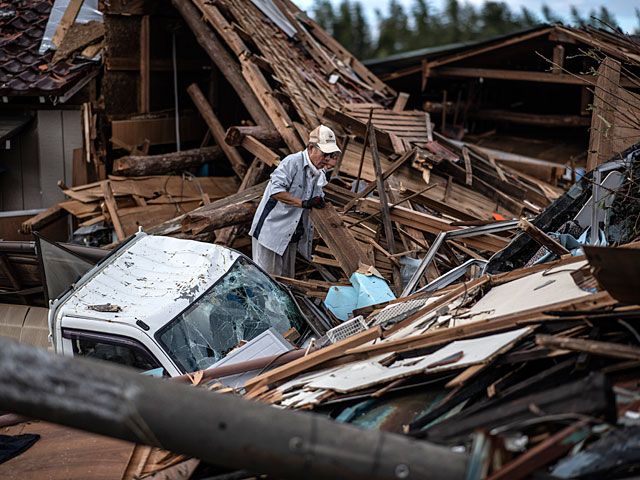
[{"left": 249, "top": 125, "right": 341, "bottom": 277}]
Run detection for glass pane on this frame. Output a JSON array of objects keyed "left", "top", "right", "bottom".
[
  {"left": 37, "top": 236, "right": 94, "bottom": 302},
  {"left": 157, "top": 256, "right": 305, "bottom": 373},
  {"left": 72, "top": 336, "right": 159, "bottom": 372}
]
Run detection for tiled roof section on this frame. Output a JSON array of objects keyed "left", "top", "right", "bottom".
[{"left": 0, "top": 0, "right": 95, "bottom": 97}]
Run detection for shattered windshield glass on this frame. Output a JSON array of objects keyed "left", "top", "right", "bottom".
[{"left": 156, "top": 256, "right": 304, "bottom": 373}]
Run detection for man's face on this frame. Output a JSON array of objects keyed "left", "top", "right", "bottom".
[{"left": 309, "top": 144, "right": 339, "bottom": 170}]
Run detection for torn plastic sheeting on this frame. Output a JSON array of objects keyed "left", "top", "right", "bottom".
[
  {"left": 324, "top": 272, "right": 396, "bottom": 321},
  {"left": 39, "top": 0, "right": 103, "bottom": 54}
]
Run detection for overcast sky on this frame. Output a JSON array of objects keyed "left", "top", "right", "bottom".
[{"left": 294, "top": 0, "right": 638, "bottom": 34}]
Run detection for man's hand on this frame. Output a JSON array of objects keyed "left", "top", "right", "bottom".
[{"left": 302, "top": 196, "right": 325, "bottom": 209}]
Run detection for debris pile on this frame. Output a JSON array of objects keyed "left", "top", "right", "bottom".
[{"left": 1, "top": 0, "right": 640, "bottom": 479}]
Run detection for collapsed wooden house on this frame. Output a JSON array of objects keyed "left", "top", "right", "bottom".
[{"left": 366, "top": 25, "right": 640, "bottom": 176}]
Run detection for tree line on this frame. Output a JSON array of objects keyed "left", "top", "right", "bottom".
[{"left": 311, "top": 0, "right": 635, "bottom": 59}]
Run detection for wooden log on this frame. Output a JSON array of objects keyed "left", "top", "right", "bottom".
[
  {"left": 224, "top": 126, "right": 282, "bottom": 148},
  {"left": 171, "top": 0, "right": 274, "bottom": 129},
  {"left": 181, "top": 201, "right": 258, "bottom": 235},
  {"left": 310, "top": 203, "right": 371, "bottom": 278},
  {"left": 187, "top": 83, "right": 247, "bottom": 178},
  {"left": 536, "top": 334, "right": 640, "bottom": 361},
  {"left": 518, "top": 218, "right": 570, "bottom": 257},
  {"left": 112, "top": 146, "right": 223, "bottom": 176}
]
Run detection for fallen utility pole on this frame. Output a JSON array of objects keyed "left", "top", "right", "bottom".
[{"left": 0, "top": 338, "right": 468, "bottom": 480}]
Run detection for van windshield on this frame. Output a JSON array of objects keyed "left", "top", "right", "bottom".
[{"left": 156, "top": 256, "right": 304, "bottom": 373}]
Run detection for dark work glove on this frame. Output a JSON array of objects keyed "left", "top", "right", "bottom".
[{"left": 302, "top": 196, "right": 325, "bottom": 209}]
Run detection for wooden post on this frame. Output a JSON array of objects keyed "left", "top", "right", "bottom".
[
  {"left": 187, "top": 83, "right": 247, "bottom": 178},
  {"left": 369, "top": 125, "right": 403, "bottom": 294},
  {"left": 139, "top": 15, "right": 150, "bottom": 114},
  {"left": 51, "top": 0, "right": 83, "bottom": 47},
  {"left": 551, "top": 45, "right": 565, "bottom": 74},
  {"left": 354, "top": 109, "right": 373, "bottom": 193},
  {"left": 224, "top": 126, "right": 282, "bottom": 148},
  {"left": 587, "top": 57, "right": 621, "bottom": 171}
]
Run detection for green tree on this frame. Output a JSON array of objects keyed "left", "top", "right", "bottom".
[
  {"left": 541, "top": 4, "right": 562, "bottom": 23},
  {"left": 312, "top": 0, "right": 335, "bottom": 34},
  {"left": 350, "top": 2, "right": 372, "bottom": 58},
  {"left": 374, "top": 0, "right": 411, "bottom": 56}
]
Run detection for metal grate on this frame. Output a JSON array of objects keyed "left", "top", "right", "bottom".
[
  {"left": 326, "top": 315, "right": 369, "bottom": 344},
  {"left": 370, "top": 297, "right": 431, "bottom": 328}
]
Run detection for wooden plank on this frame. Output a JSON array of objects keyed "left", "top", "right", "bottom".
[
  {"left": 20, "top": 204, "right": 66, "bottom": 235},
  {"left": 347, "top": 291, "right": 614, "bottom": 359},
  {"left": 139, "top": 15, "right": 150, "bottom": 114},
  {"left": 319, "top": 107, "right": 395, "bottom": 153},
  {"left": 240, "top": 135, "right": 280, "bottom": 167},
  {"left": 243, "top": 326, "right": 383, "bottom": 394},
  {"left": 536, "top": 334, "right": 640, "bottom": 360},
  {"left": 51, "top": 0, "right": 83, "bottom": 48},
  {"left": 392, "top": 93, "right": 410, "bottom": 112},
  {"left": 187, "top": 83, "right": 247, "bottom": 178},
  {"left": 309, "top": 203, "right": 371, "bottom": 277},
  {"left": 587, "top": 58, "right": 621, "bottom": 171},
  {"left": 518, "top": 218, "right": 571, "bottom": 257},
  {"left": 239, "top": 54, "right": 304, "bottom": 152},
  {"left": 357, "top": 199, "right": 508, "bottom": 252},
  {"left": 101, "top": 181, "right": 127, "bottom": 241}
]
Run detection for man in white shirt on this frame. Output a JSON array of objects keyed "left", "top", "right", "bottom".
[{"left": 249, "top": 125, "right": 340, "bottom": 277}]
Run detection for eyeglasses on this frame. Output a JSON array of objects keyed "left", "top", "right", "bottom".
[{"left": 322, "top": 152, "right": 339, "bottom": 160}]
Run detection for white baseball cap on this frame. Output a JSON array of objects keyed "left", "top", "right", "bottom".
[{"left": 309, "top": 125, "right": 341, "bottom": 154}]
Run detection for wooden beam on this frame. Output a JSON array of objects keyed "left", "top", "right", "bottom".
[
  {"left": 139, "top": 15, "right": 150, "bottom": 114},
  {"left": 20, "top": 205, "right": 67, "bottom": 235},
  {"left": 51, "top": 0, "right": 83, "bottom": 48},
  {"left": 101, "top": 181, "right": 127, "bottom": 241},
  {"left": 536, "top": 334, "right": 640, "bottom": 361},
  {"left": 182, "top": 201, "right": 258, "bottom": 235},
  {"left": 171, "top": 0, "right": 274, "bottom": 129},
  {"left": 518, "top": 218, "right": 571, "bottom": 257},
  {"left": 309, "top": 203, "right": 371, "bottom": 278},
  {"left": 552, "top": 44, "right": 565, "bottom": 74},
  {"left": 587, "top": 57, "right": 621, "bottom": 172},
  {"left": 469, "top": 109, "right": 591, "bottom": 127},
  {"left": 240, "top": 135, "right": 281, "bottom": 167},
  {"left": 430, "top": 66, "right": 633, "bottom": 87},
  {"left": 392, "top": 93, "right": 410, "bottom": 112},
  {"left": 187, "top": 83, "right": 247, "bottom": 178}
]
